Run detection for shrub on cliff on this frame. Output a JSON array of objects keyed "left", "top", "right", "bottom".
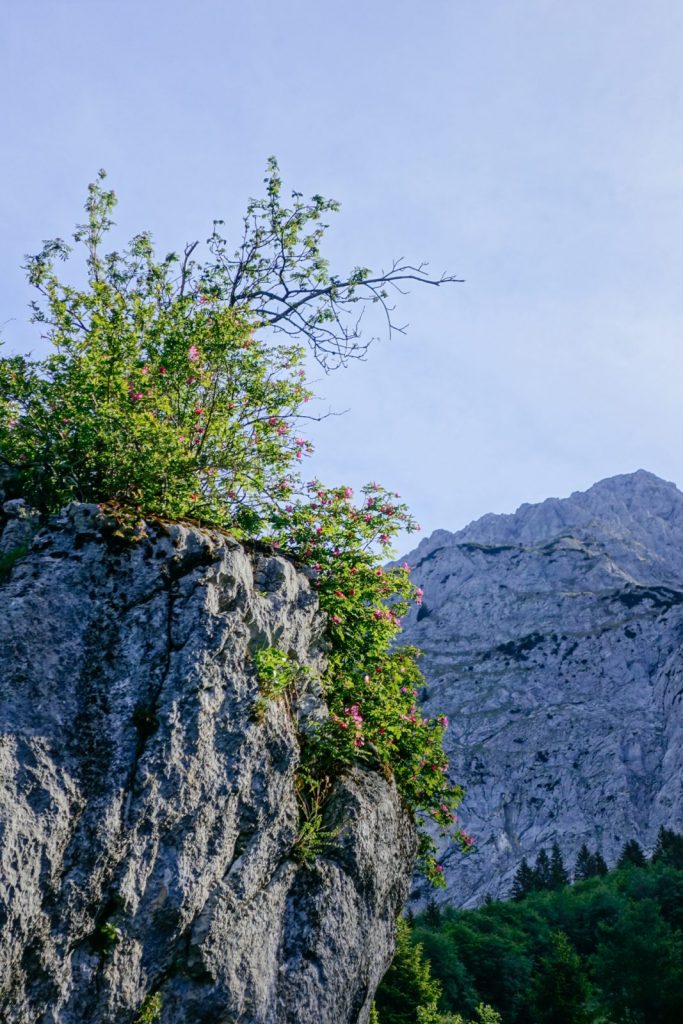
[{"left": 0, "top": 167, "right": 469, "bottom": 880}]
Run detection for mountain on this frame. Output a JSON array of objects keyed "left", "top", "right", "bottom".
[
  {"left": 400, "top": 471, "right": 683, "bottom": 907},
  {"left": 0, "top": 500, "right": 415, "bottom": 1024}
]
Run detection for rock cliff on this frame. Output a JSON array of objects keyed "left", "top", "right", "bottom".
[
  {"left": 0, "top": 501, "right": 416, "bottom": 1023},
  {"left": 400, "top": 470, "right": 683, "bottom": 907}
]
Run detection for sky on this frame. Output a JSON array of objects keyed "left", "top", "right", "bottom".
[{"left": 2, "top": 0, "right": 683, "bottom": 543}]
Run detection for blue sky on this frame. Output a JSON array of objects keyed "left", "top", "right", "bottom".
[{"left": 2, "top": 0, "right": 683, "bottom": 540}]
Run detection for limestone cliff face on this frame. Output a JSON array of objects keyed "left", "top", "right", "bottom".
[
  {"left": 0, "top": 502, "right": 416, "bottom": 1024},
  {"left": 400, "top": 471, "right": 683, "bottom": 907}
]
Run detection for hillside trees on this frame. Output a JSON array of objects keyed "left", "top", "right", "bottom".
[{"left": 381, "top": 855, "right": 683, "bottom": 1023}]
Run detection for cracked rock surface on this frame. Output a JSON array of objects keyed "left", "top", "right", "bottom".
[
  {"left": 400, "top": 470, "right": 683, "bottom": 907},
  {"left": 0, "top": 503, "right": 416, "bottom": 1023}
]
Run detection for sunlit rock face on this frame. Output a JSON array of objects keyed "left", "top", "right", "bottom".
[
  {"left": 0, "top": 502, "right": 416, "bottom": 1024},
  {"left": 400, "top": 471, "right": 683, "bottom": 907}
]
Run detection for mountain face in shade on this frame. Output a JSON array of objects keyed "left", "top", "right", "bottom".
[{"left": 400, "top": 471, "right": 683, "bottom": 907}]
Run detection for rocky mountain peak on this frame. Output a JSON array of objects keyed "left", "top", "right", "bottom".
[{"left": 400, "top": 471, "right": 683, "bottom": 907}]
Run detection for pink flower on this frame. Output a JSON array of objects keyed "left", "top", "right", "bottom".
[
  {"left": 141, "top": 365, "right": 150, "bottom": 376},
  {"left": 194, "top": 407, "right": 203, "bottom": 416},
  {"left": 437, "top": 715, "right": 449, "bottom": 729},
  {"left": 187, "top": 345, "right": 200, "bottom": 362},
  {"left": 434, "top": 864, "right": 444, "bottom": 874},
  {"left": 159, "top": 365, "right": 168, "bottom": 375},
  {"left": 415, "top": 587, "right": 424, "bottom": 605},
  {"left": 331, "top": 614, "right": 343, "bottom": 625}
]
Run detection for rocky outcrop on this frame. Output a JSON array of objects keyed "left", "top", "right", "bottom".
[
  {"left": 400, "top": 470, "right": 683, "bottom": 907},
  {"left": 0, "top": 503, "right": 416, "bottom": 1023}
]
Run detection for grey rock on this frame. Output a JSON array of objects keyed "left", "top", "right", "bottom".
[
  {"left": 399, "top": 470, "right": 683, "bottom": 907},
  {"left": 0, "top": 505, "right": 416, "bottom": 1023},
  {"left": 0, "top": 499, "right": 40, "bottom": 557}
]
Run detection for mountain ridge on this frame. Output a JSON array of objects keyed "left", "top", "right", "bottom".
[{"left": 400, "top": 470, "right": 683, "bottom": 907}]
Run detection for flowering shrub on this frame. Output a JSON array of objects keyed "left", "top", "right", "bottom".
[
  {"left": 0, "top": 173, "right": 469, "bottom": 882},
  {"left": 270, "top": 482, "right": 473, "bottom": 881}
]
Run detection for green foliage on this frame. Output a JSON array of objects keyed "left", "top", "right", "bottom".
[
  {"left": 201, "top": 156, "right": 461, "bottom": 370},
  {"left": 591, "top": 897, "right": 683, "bottom": 1023},
  {"left": 374, "top": 917, "right": 443, "bottom": 1024},
  {"left": 134, "top": 992, "right": 163, "bottom": 1024},
  {"left": 532, "top": 931, "right": 589, "bottom": 1024},
  {"left": 549, "top": 842, "right": 569, "bottom": 890},
  {"left": 652, "top": 825, "right": 683, "bottom": 869},
  {"left": 574, "top": 844, "right": 608, "bottom": 882},
  {"left": 415, "top": 1006, "right": 502, "bottom": 1024},
  {"left": 617, "top": 838, "right": 647, "bottom": 869},
  {"left": 511, "top": 858, "right": 536, "bottom": 901},
  {"left": 375, "top": 917, "right": 500, "bottom": 1024},
  {"left": 511, "top": 844, "right": 569, "bottom": 900},
  {"left": 93, "top": 920, "right": 121, "bottom": 956},
  {"left": 289, "top": 774, "right": 341, "bottom": 864},
  {"left": 270, "top": 481, "right": 472, "bottom": 879},
  {"left": 0, "top": 542, "right": 29, "bottom": 579},
  {"left": 379, "top": 855, "right": 683, "bottom": 1024},
  {"left": 0, "top": 170, "right": 467, "bottom": 883},
  {"left": 253, "top": 646, "right": 299, "bottom": 698},
  {"left": 1, "top": 174, "right": 312, "bottom": 530}
]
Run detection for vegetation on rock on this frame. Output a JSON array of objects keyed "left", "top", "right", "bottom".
[{"left": 0, "top": 167, "right": 469, "bottom": 880}]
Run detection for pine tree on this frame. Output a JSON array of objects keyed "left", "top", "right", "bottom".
[
  {"left": 617, "top": 839, "right": 647, "bottom": 869},
  {"left": 534, "top": 849, "right": 553, "bottom": 891},
  {"left": 511, "top": 858, "right": 537, "bottom": 901},
  {"left": 549, "top": 842, "right": 569, "bottom": 889},
  {"left": 574, "top": 844, "right": 593, "bottom": 882},
  {"left": 373, "top": 917, "right": 443, "bottom": 1024},
  {"left": 592, "top": 851, "right": 608, "bottom": 877},
  {"left": 424, "top": 899, "right": 442, "bottom": 928},
  {"left": 652, "top": 826, "right": 683, "bottom": 869},
  {"left": 533, "top": 931, "right": 589, "bottom": 1024}
]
